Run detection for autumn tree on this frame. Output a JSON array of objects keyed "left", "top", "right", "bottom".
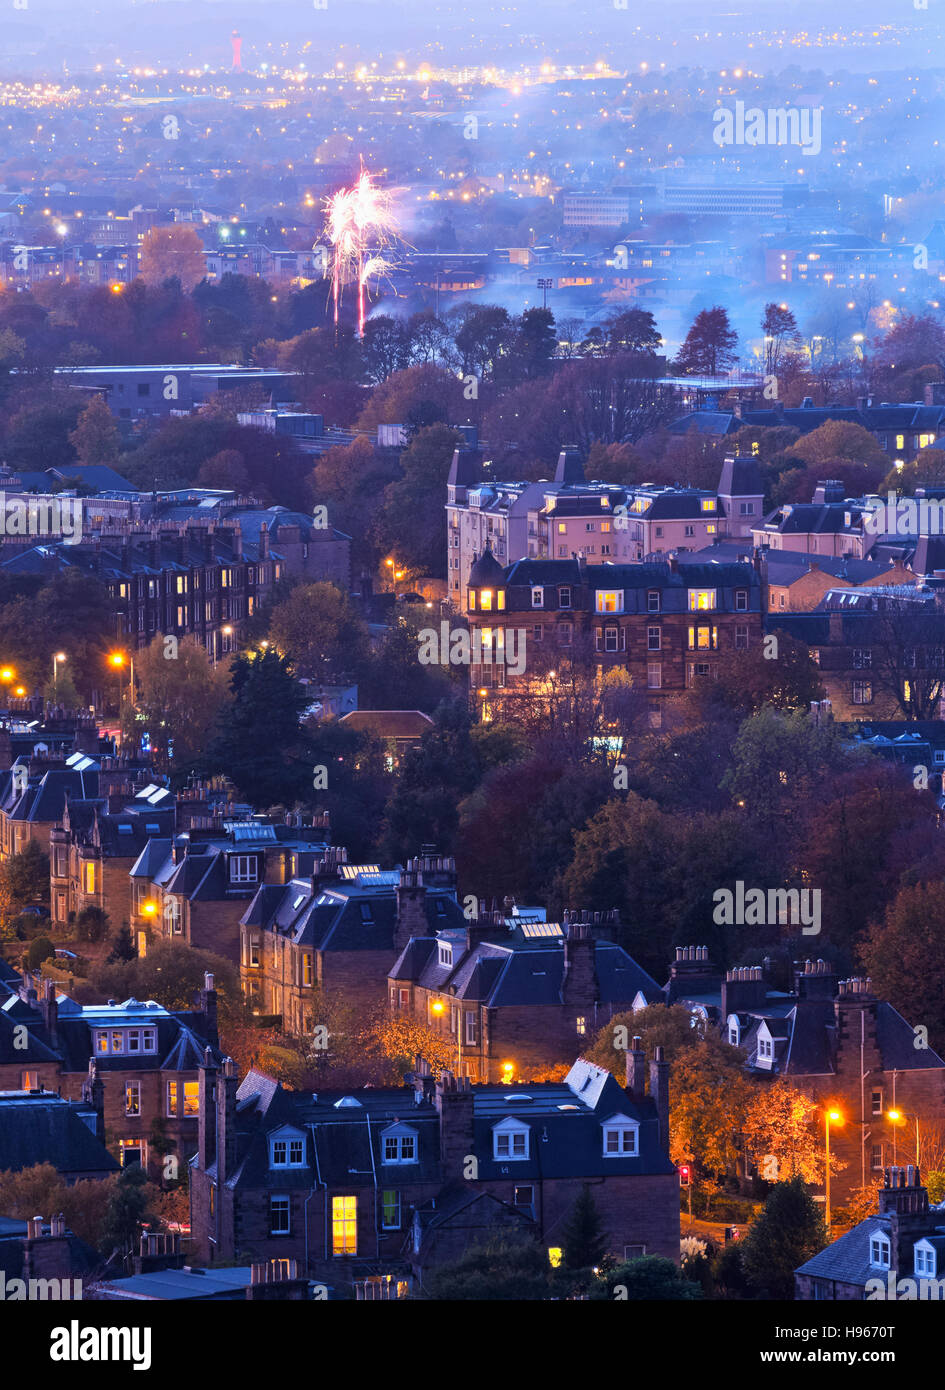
[
  {"left": 790, "top": 419, "right": 886, "bottom": 468},
  {"left": 124, "top": 634, "right": 231, "bottom": 773},
  {"left": 584, "top": 1003, "right": 704, "bottom": 1078},
  {"left": 742, "top": 1080, "right": 827, "bottom": 1183},
  {"left": 138, "top": 225, "right": 207, "bottom": 292},
  {"left": 859, "top": 881, "right": 945, "bottom": 1050},
  {"left": 67, "top": 394, "right": 121, "bottom": 468},
  {"left": 268, "top": 581, "right": 371, "bottom": 682},
  {"left": 668, "top": 1038, "right": 753, "bottom": 1177}
]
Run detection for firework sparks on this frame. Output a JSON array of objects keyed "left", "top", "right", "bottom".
[{"left": 323, "top": 167, "right": 400, "bottom": 336}]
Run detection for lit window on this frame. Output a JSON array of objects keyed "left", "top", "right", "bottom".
[
  {"left": 701, "top": 498, "right": 716, "bottom": 512},
  {"left": 548, "top": 1247, "right": 563, "bottom": 1268},
  {"left": 480, "top": 589, "right": 493, "bottom": 611},
  {"left": 332, "top": 1195, "right": 357, "bottom": 1255},
  {"left": 688, "top": 625, "right": 717, "bottom": 650},
  {"left": 852, "top": 680, "right": 873, "bottom": 705},
  {"left": 688, "top": 589, "right": 717, "bottom": 612},
  {"left": 382, "top": 1190, "right": 401, "bottom": 1229},
  {"left": 125, "top": 1081, "right": 141, "bottom": 1117},
  {"left": 166, "top": 1080, "right": 178, "bottom": 1116},
  {"left": 183, "top": 1081, "right": 199, "bottom": 1116},
  {"left": 84, "top": 863, "right": 96, "bottom": 894},
  {"left": 595, "top": 590, "right": 624, "bottom": 614},
  {"left": 302, "top": 954, "right": 313, "bottom": 986},
  {"left": 576, "top": 1016, "right": 586, "bottom": 1035}
]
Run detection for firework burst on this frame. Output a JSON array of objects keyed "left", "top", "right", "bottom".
[{"left": 323, "top": 167, "right": 400, "bottom": 336}]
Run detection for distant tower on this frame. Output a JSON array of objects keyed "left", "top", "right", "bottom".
[{"left": 231, "top": 30, "right": 242, "bottom": 72}]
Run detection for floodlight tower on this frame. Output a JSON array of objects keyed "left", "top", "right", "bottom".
[{"left": 231, "top": 31, "right": 243, "bottom": 72}]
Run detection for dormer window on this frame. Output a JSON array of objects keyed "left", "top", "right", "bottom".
[
  {"left": 558, "top": 586, "right": 572, "bottom": 609},
  {"left": 493, "top": 1117, "right": 530, "bottom": 1160},
  {"left": 595, "top": 590, "right": 624, "bottom": 614},
  {"left": 531, "top": 587, "right": 544, "bottom": 609},
  {"left": 914, "top": 1241, "right": 937, "bottom": 1277},
  {"left": 381, "top": 1124, "right": 418, "bottom": 1164},
  {"left": 727, "top": 1016, "right": 740, "bottom": 1047},
  {"left": 269, "top": 1128, "right": 306, "bottom": 1168},
  {"left": 230, "top": 855, "right": 258, "bottom": 884},
  {"left": 688, "top": 589, "right": 717, "bottom": 612},
  {"left": 869, "top": 1232, "right": 891, "bottom": 1269},
  {"left": 757, "top": 1037, "right": 773, "bottom": 1059},
  {"left": 602, "top": 1114, "right": 639, "bottom": 1157},
  {"left": 438, "top": 941, "right": 453, "bottom": 967}
]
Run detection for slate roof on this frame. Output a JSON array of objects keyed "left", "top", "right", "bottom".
[
  {"left": 205, "top": 1058, "right": 676, "bottom": 1194},
  {"left": 500, "top": 557, "right": 761, "bottom": 613},
  {"left": 389, "top": 927, "right": 663, "bottom": 1009},
  {"left": 0, "top": 1092, "right": 118, "bottom": 1177},
  {"left": 796, "top": 1215, "right": 896, "bottom": 1286},
  {"left": 243, "top": 875, "right": 465, "bottom": 954},
  {"left": 739, "top": 999, "right": 945, "bottom": 1077}
]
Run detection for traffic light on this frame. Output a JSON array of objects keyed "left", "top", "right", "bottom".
[{"left": 679, "top": 1165, "right": 691, "bottom": 1187}]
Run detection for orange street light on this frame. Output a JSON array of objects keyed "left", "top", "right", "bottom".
[
  {"left": 13, "top": 686, "right": 25, "bottom": 698},
  {"left": 0, "top": 667, "right": 14, "bottom": 684},
  {"left": 141, "top": 901, "right": 158, "bottom": 917},
  {"left": 825, "top": 1108, "right": 843, "bottom": 1230}
]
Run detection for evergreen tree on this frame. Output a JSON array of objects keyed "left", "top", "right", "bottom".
[
  {"left": 201, "top": 648, "right": 316, "bottom": 809},
  {"left": 590, "top": 1255, "right": 703, "bottom": 1300},
  {"left": 562, "top": 1183, "right": 609, "bottom": 1270},
  {"left": 740, "top": 1176, "right": 827, "bottom": 1299},
  {"left": 107, "top": 921, "right": 137, "bottom": 964},
  {"left": 101, "top": 1164, "right": 156, "bottom": 1258}
]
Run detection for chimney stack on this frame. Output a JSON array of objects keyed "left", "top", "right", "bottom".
[
  {"left": 626, "top": 1036, "right": 646, "bottom": 1103},
  {"left": 649, "top": 1046, "right": 670, "bottom": 1153}
]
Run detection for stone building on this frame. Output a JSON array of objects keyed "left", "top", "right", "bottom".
[
  {"left": 188, "top": 1052, "right": 680, "bottom": 1293},
  {"left": 240, "top": 851, "right": 465, "bottom": 1029},
  {"left": 0, "top": 970, "right": 222, "bottom": 1181},
  {"left": 388, "top": 909, "right": 663, "bottom": 1081}
]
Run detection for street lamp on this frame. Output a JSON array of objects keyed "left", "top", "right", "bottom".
[
  {"left": 887, "top": 1109, "right": 920, "bottom": 1166},
  {"left": 0, "top": 666, "right": 15, "bottom": 686},
  {"left": 825, "top": 1108, "right": 843, "bottom": 1230},
  {"left": 53, "top": 651, "right": 67, "bottom": 697}
]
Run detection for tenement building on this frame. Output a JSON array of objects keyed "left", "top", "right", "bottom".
[{"left": 464, "top": 550, "right": 763, "bottom": 718}]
